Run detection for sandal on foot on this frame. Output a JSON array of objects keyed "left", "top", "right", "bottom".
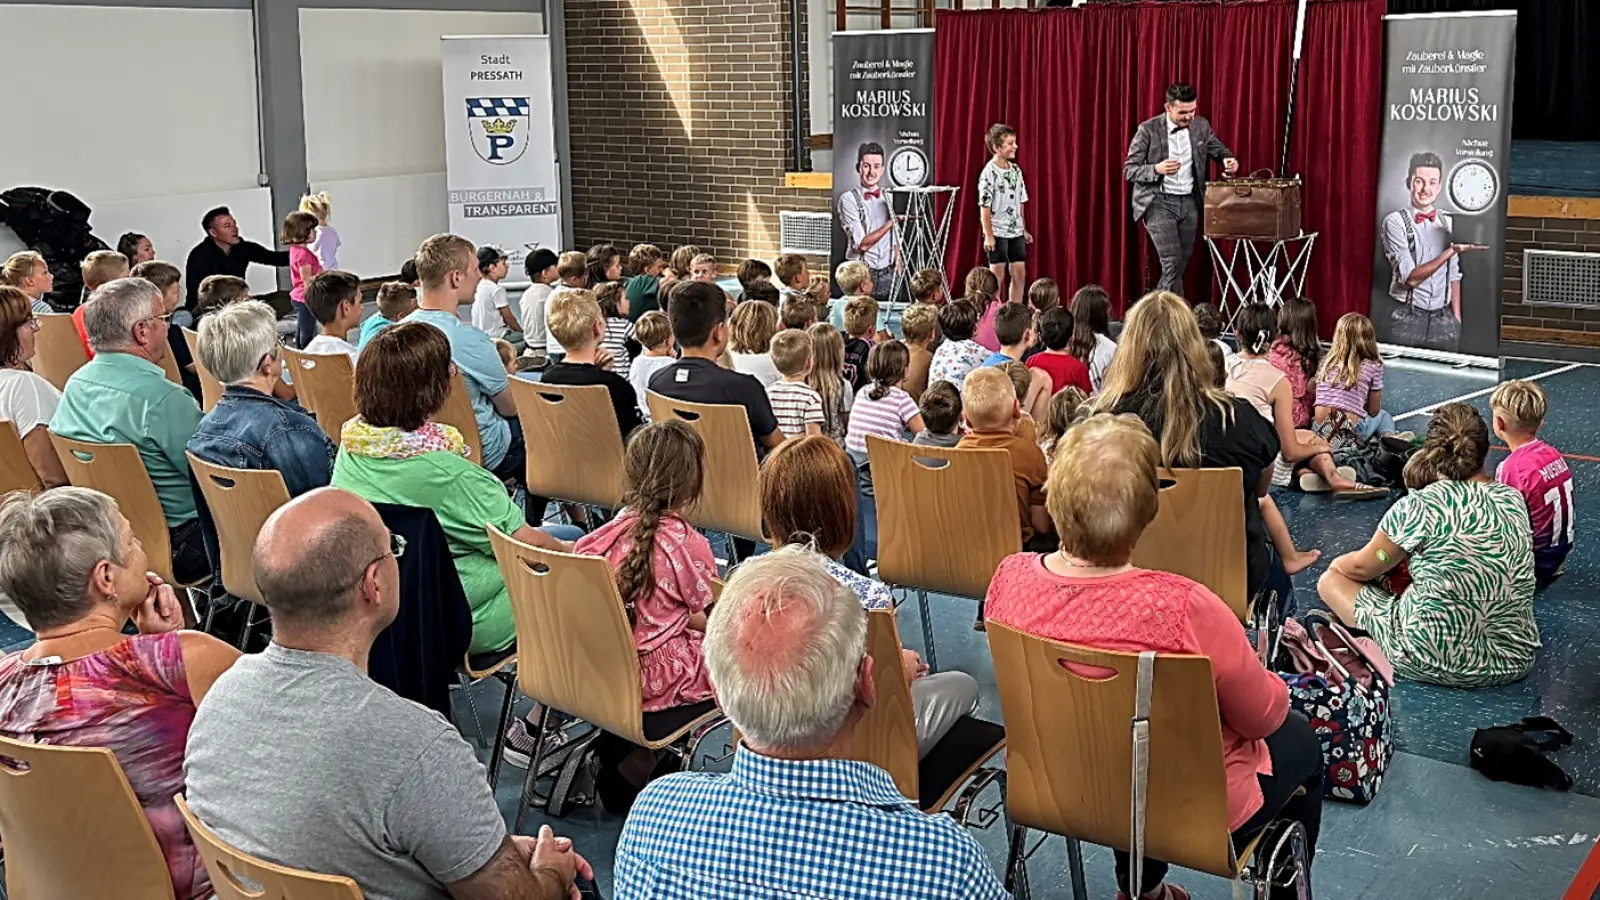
[{"left": 1333, "top": 484, "right": 1389, "bottom": 501}]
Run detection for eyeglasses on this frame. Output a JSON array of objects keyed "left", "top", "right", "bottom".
[
  {"left": 21, "top": 317, "right": 40, "bottom": 332},
  {"left": 351, "top": 533, "right": 406, "bottom": 586}
]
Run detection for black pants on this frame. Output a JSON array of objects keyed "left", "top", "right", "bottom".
[
  {"left": 1389, "top": 305, "right": 1459, "bottom": 352},
  {"left": 1114, "top": 711, "right": 1323, "bottom": 899},
  {"left": 170, "top": 517, "right": 212, "bottom": 587},
  {"left": 1143, "top": 193, "right": 1200, "bottom": 294}
]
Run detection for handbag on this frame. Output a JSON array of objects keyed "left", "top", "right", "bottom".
[
  {"left": 1276, "top": 610, "right": 1396, "bottom": 803},
  {"left": 1204, "top": 172, "right": 1303, "bottom": 241}
]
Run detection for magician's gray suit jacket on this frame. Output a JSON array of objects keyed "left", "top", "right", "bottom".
[{"left": 1123, "top": 113, "right": 1234, "bottom": 222}]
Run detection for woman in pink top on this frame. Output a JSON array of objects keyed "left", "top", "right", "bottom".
[
  {"left": 984, "top": 414, "right": 1321, "bottom": 900},
  {"left": 281, "top": 210, "right": 323, "bottom": 351},
  {"left": 0, "top": 488, "right": 241, "bottom": 900}
]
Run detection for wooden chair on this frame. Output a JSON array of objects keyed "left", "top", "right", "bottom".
[
  {"left": 49, "top": 435, "right": 194, "bottom": 587},
  {"left": 646, "top": 392, "right": 764, "bottom": 548},
  {"left": 433, "top": 371, "right": 485, "bottom": 466},
  {"left": 487, "top": 524, "right": 725, "bottom": 831},
  {"left": 1130, "top": 467, "right": 1249, "bottom": 622},
  {"left": 986, "top": 622, "right": 1310, "bottom": 900},
  {"left": 32, "top": 313, "right": 88, "bottom": 391},
  {"left": 852, "top": 609, "right": 1006, "bottom": 818},
  {"left": 0, "top": 420, "right": 42, "bottom": 495},
  {"left": 867, "top": 435, "right": 1019, "bottom": 671},
  {"left": 280, "top": 347, "right": 356, "bottom": 442},
  {"left": 156, "top": 342, "right": 185, "bottom": 386},
  {"left": 186, "top": 454, "right": 291, "bottom": 644},
  {"left": 182, "top": 327, "right": 225, "bottom": 412},
  {"left": 0, "top": 735, "right": 175, "bottom": 900},
  {"left": 176, "top": 795, "right": 363, "bottom": 900},
  {"left": 509, "top": 378, "right": 625, "bottom": 509}
]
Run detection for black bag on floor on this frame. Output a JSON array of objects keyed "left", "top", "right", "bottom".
[
  {"left": 0, "top": 186, "right": 110, "bottom": 310},
  {"left": 1470, "top": 716, "right": 1574, "bottom": 791}
]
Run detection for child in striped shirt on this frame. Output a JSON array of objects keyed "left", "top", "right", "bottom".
[
  {"left": 766, "top": 330, "right": 825, "bottom": 439},
  {"left": 845, "top": 340, "right": 926, "bottom": 495},
  {"left": 595, "top": 281, "right": 638, "bottom": 380}
]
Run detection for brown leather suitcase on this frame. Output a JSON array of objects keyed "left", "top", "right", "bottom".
[{"left": 1204, "top": 173, "right": 1303, "bottom": 240}]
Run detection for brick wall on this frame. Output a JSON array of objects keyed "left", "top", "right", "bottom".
[
  {"left": 1501, "top": 207, "right": 1600, "bottom": 346},
  {"left": 565, "top": 0, "right": 830, "bottom": 262}
]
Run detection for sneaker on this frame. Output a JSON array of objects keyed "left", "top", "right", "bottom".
[{"left": 500, "top": 718, "right": 567, "bottom": 770}]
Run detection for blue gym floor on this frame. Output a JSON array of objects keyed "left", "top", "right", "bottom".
[{"left": 472, "top": 355, "right": 1600, "bottom": 899}]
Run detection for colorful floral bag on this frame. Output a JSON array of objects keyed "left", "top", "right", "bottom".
[{"left": 1276, "top": 610, "right": 1396, "bottom": 803}]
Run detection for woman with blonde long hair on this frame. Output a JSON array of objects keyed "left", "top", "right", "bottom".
[
  {"left": 1315, "top": 313, "right": 1404, "bottom": 443},
  {"left": 1093, "top": 290, "right": 1290, "bottom": 609}
]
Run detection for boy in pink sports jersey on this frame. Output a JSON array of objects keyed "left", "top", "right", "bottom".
[{"left": 1492, "top": 380, "right": 1574, "bottom": 586}]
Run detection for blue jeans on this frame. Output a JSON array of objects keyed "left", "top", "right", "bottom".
[
  {"left": 538, "top": 524, "right": 585, "bottom": 543},
  {"left": 294, "top": 302, "right": 318, "bottom": 349},
  {"left": 1355, "top": 410, "right": 1397, "bottom": 442}
]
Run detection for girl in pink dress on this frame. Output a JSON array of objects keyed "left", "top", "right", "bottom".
[
  {"left": 282, "top": 210, "right": 323, "bottom": 350},
  {"left": 574, "top": 419, "right": 716, "bottom": 711}
]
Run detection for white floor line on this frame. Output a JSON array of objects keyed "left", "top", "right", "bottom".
[{"left": 1394, "top": 362, "right": 1586, "bottom": 421}]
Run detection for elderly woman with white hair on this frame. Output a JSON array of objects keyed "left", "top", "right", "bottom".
[
  {"left": 0, "top": 487, "right": 240, "bottom": 899},
  {"left": 615, "top": 545, "right": 1009, "bottom": 899},
  {"left": 186, "top": 299, "right": 336, "bottom": 497}
]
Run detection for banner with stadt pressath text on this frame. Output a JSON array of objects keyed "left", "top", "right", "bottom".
[
  {"left": 441, "top": 35, "right": 561, "bottom": 278},
  {"left": 1370, "top": 12, "right": 1516, "bottom": 363},
  {"left": 831, "top": 29, "right": 934, "bottom": 303}
]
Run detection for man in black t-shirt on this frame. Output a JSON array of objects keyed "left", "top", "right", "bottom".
[
  {"left": 184, "top": 206, "right": 290, "bottom": 311},
  {"left": 649, "top": 281, "right": 782, "bottom": 455}
]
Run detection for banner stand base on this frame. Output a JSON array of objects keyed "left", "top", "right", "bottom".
[{"left": 1377, "top": 341, "right": 1501, "bottom": 371}]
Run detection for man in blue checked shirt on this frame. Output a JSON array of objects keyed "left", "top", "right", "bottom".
[{"left": 614, "top": 545, "right": 1009, "bottom": 899}]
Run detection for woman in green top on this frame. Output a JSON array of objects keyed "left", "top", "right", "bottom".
[
  {"left": 1318, "top": 403, "right": 1538, "bottom": 688},
  {"left": 332, "top": 322, "right": 583, "bottom": 654}
]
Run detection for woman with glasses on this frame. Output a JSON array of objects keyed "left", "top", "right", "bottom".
[{"left": 0, "top": 285, "right": 68, "bottom": 487}]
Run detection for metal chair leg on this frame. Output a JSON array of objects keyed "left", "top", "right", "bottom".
[
  {"left": 917, "top": 589, "right": 938, "bottom": 672},
  {"left": 1005, "top": 825, "right": 1029, "bottom": 895},
  {"left": 1065, "top": 835, "right": 1088, "bottom": 900},
  {"left": 459, "top": 674, "right": 487, "bottom": 748},
  {"left": 514, "top": 703, "right": 555, "bottom": 834},
  {"left": 725, "top": 533, "right": 741, "bottom": 567},
  {"left": 486, "top": 672, "right": 518, "bottom": 788},
  {"left": 237, "top": 604, "right": 258, "bottom": 651}
]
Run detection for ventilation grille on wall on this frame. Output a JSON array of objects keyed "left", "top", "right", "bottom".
[
  {"left": 1525, "top": 249, "right": 1600, "bottom": 308},
  {"left": 780, "top": 211, "right": 833, "bottom": 256}
]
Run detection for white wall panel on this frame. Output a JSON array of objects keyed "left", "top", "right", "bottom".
[{"left": 308, "top": 172, "right": 448, "bottom": 279}]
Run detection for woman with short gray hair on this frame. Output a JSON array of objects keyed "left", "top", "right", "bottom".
[
  {"left": 186, "top": 300, "right": 336, "bottom": 499},
  {"left": 0, "top": 487, "right": 240, "bottom": 900}
]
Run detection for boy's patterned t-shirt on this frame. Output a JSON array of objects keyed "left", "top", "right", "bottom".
[{"left": 977, "top": 160, "right": 1029, "bottom": 239}]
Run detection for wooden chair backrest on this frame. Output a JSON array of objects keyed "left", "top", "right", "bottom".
[
  {"left": 850, "top": 608, "right": 921, "bottom": 801},
  {"left": 182, "top": 327, "right": 224, "bottom": 412},
  {"left": 1129, "top": 468, "right": 1249, "bottom": 621},
  {"left": 156, "top": 342, "right": 184, "bottom": 386},
  {"left": 646, "top": 392, "right": 764, "bottom": 541},
  {"left": 0, "top": 420, "right": 42, "bottom": 495},
  {"left": 32, "top": 313, "right": 88, "bottom": 391},
  {"left": 986, "top": 622, "right": 1236, "bottom": 878},
  {"left": 49, "top": 435, "right": 175, "bottom": 583},
  {"left": 186, "top": 454, "right": 292, "bottom": 604},
  {"left": 509, "top": 378, "right": 624, "bottom": 508},
  {"left": 867, "top": 435, "right": 1020, "bottom": 599},
  {"left": 176, "top": 795, "right": 363, "bottom": 900},
  {"left": 488, "top": 525, "right": 648, "bottom": 744},
  {"left": 0, "top": 735, "right": 175, "bottom": 900},
  {"left": 280, "top": 348, "right": 357, "bottom": 443},
  {"left": 435, "top": 372, "right": 484, "bottom": 466}
]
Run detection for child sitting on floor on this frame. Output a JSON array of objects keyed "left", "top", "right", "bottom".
[
  {"left": 900, "top": 303, "right": 939, "bottom": 401},
  {"left": 1038, "top": 385, "right": 1087, "bottom": 466},
  {"left": 1315, "top": 312, "right": 1405, "bottom": 443},
  {"left": 910, "top": 267, "right": 946, "bottom": 306},
  {"left": 781, "top": 298, "right": 819, "bottom": 331},
  {"left": 595, "top": 281, "right": 637, "bottom": 380},
  {"left": 913, "top": 380, "right": 963, "bottom": 448},
  {"left": 958, "top": 367, "right": 1052, "bottom": 549},
  {"left": 1195, "top": 301, "right": 1236, "bottom": 370},
  {"left": 807, "top": 322, "right": 854, "bottom": 447},
  {"left": 841, "top": 295, "right": 878, "bottom": 391},
  {"left": 494, "top": 339, "right": 517, "bottom": 375},
  {"left": 767, "top": 329, "right": 824, "bottom": 439},
  {"left": 965, "top": 267, "right": 1003, "bottom": 351},
  {"left": 774, "top": 253, "right": 811, "bottom": 306},
  {"left": 1493, "top": 380, "right": 1574, "bottom": 585}
]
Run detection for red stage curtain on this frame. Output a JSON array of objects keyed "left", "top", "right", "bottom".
[{"left": 933, "top": 0, "right": 1384, "bottom": 330}]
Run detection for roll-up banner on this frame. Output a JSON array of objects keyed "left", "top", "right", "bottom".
[
  {"left": 1370, "top": 11, "right": 1516, "bottom": 366},
  {"left": 831, "top": 28, "right": 935, "bottom": 304},
  {"left": 441, "top": 35, "right": 561, "bottom": 280}
]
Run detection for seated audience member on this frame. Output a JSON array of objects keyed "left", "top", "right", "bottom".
[
  {"left": 494, "top": 339, "right": 517, "bottom": 375},
  {"left": 0, "top": 287, "right": 68, "bottom": 487},
  {"left": 119, "top": 232, "right": 156, "bottom": 266},
  {"left": 596, "top": 281, "right": 637, "bottom": 380},
  {"left": 768, "top": 329, "right": 824, "bottom": 439},
  {"left": 130, "top": 261, "right": 202, "bottom": 399},
  {"left": 183, "top": 488, "right": 591, "bottom": 900},
  {"left": 630, "top": 310, "right": 675, "bottom": 421},
  {"left": 1028, "top": 306, "right": 1093, "bottom": 396},
  {"left": 1318, "top": 403, "right": 1538, "bottom": 688},
  {"left": 965, "top": 267, "right": 1003, "bottom": 351},
  {"left": 841, "top": 295, "right": 878, "bottom": 391},
  {"left": 928, "top": 298, "right": 989, "bottom": 391},
  {"left": 471, "top": 245, "right": 521, "bottom": 344},
  {"left": 519, "top": 248, "right": 560, "bottom": 365},
  {"left": 909, "top": 267, "right": 946, "bottom": 307},
  {"left": 845, "top": 340, "right": 925, "bottom": 471},
  {"left": 1267, "top": 297, "right": 1321, "bottom": 429},
  {"left": 1195, "top": 301, "right": 1236, "bottom": 369},
  {"left": 624, "top": 243, "right": 666, "bottom": 323},
  {"left": 70, "top": 251, "right": 132, "bottom": 357},
  {"left": 587, "top": 242, "right": 624, "bottom": 287},
  {"left": 185, "top": 206, "right": 289, "bottom": 314},
  {"left": 187, "top": 300, "right": 335, "bottom": 496},
  {"left": 541, "top": 289, "right": 643, "bottom": 440},
  {"left": 331, "top": 323, "right": 580, "bottom": 656},
  {"left": 649, "top": 281, "right": 782, "bottom": 455},
  {"left": 1094, "top": 290, "right": 1286, "bottom": 613},
  {"left": 959, "top": 367, "right": 1052, "bottom": 549},
  {"left": 984, "top": 303, "right": 1053, "bottom": 413},
  {"left": 402, "top": 234, "right": 527, "bottom": 487},
  {"left": 1315, "top": 312, "right": 1402, "bottom": 443},
  {"left": 1, "top": 250, "right": 55, "bottom": 313},
  {"left": 1038, "top": 385, "right": 1087, "bottom": 466},
  {"left": 1026, "top": 276, "right": 1060, "bottom": 317},
  {"left": 1492, "top": 380, "right": 1573, "bottom": 585},
  {"left": 774, "top": 253, "right": 811, "bottom": 306},
  {"left": 831, "top": 260, "right": 890, "bottom": 340},
  {"left": 781, "top": 297, "right": 819, "bottom": 331},
  {"left": 302, "top": 270, "right": 363, "bottom": 361},
  {"left": 742, "top": 281, "right": 782, "bottom": 311},
  {"left": 575, "top": 420, "right": 717, "bottom": 810},
  {"left": 52, "top": 278, "right": 208, "bottom": 584},
  {"left": 998, "top": 360, "right": 1049, "bottom": 428},
  {"left": 358, "top": 281, "right": 417, "bottom": 350},
  {"left": 900, "top": 302, "right": 939, "bottom": 401},
  {"left": 1067, "top": 284, "right": 1118, "bottom": 393},
  {"left": 399, "top": 258, "right": 419, "bottom": 286},
  {"left": 728, "top": 297, "right": 781, "bottom": 387},
  {"left": 807, "top": 322, "right": 854, "bottom": 447},
  {"left": 736, "top": 258, "right": 774, "bottom": 300},
  {"left": 804, "top": 272, "right": 831, "bottom": 308},
  {"left": 985, "top": 414, "right": 1321, "bottom": 900},
  {"left": 193, "top": 274, "right": 252, "bottom": 326},
  {"left": 615, "top": 544, "right": 1006, "bottom": 898},
  {"left": 913, "top": 380, "right": 963, "bottom": 448},
  {"left": 667, "top": 244, "right": 701, "bottom": 283},
  {"left": 0, "top": 487, "right": 240, "bottom": 899},
  {"left": 545, "top": 250, "right": 590, "bottom": 362}
]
